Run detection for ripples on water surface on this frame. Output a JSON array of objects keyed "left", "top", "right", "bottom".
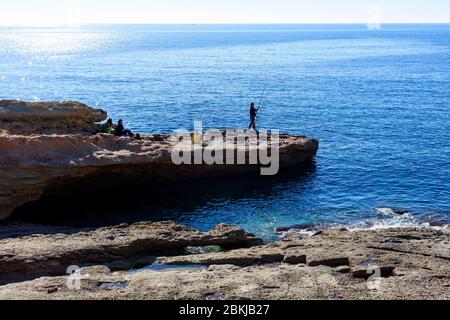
[{"left": 1, "top": 24, "right": 449, "bottom": 239}]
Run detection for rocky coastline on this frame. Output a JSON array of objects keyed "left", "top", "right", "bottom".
[
  {"left": 0, "top": 100, "right": 318, "bottom": 221},
  {"left": 0, "top": 100, "right": 448, "bottom": 300},
  {"left": 0, "top": 221, "right": 448, "bottom": 300}
]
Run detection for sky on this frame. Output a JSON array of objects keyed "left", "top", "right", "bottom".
[{"left": 0, "top": 0, "right": 449, "bottom": 26}]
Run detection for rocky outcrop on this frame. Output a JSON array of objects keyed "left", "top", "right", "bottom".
[
  {"left": 0, "top": 100, "right": 107, "bottom": 135},
  {"left": 0, "top": 221, "right": 262, "bottom": 284},
  {"left": 0, "top": 100, "right": 319, "bottom": 221},
  {"left": 0, "top": 226, "right": 448, "bottom": 300}
]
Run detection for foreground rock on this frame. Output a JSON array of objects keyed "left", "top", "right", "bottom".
[
  {"left": 0, "top": 227, "right": 448, "bottom": 300},
  {"left": 0, "top": 221, "right": 262, "bottom": 284},
  {"left": 0, "top": 100, "right": 319, "bottom": 220}
]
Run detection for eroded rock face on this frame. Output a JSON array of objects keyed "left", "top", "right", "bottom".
[
  {"left": 0, "top": 100, "right": 107, "bottom": 135},
  {"left": 0, "top": 100, "right": 319, "bottom": 221},
  {"left": 0, "top": 221, "right": 262, "bottom": 283},
  {"left": 0, "top": 227, "right": 448, "bottom": 300}
]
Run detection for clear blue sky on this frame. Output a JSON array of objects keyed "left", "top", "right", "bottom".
[{"left": 1, "top": 0, "right": 450, "bottom": 25}]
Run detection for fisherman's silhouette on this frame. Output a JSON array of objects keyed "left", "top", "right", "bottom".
[{"left": 249, "top": 102, "right": 260, "bottom": 133}]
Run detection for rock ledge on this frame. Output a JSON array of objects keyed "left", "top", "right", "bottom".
[{"left": 0, "top": 100, "right": 319, "bottom": 220}]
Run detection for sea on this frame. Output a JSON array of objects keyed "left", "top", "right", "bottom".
[{"left": 1, "top": 24, "right": 449, "bottom": 240}]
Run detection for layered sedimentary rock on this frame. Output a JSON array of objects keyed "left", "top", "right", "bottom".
[
  {"left": 0, "top": 221, "right": 262, "bottom": 284},
  {"left": 0, "top": 100, "right": 107, "bottom": 135},
  {"left": 0, "top": 100, "right": 319, "bottom": 221},
  {"left": 0, "top": 226, "right": 448, "bottom": 300}
]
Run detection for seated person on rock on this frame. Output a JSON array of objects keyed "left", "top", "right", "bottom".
[
  {"left": 115, "top": 119, "right": 141, "bottom": 140},
  {"left": 101, "top": 118, "right": 116, "bottom": 134}
]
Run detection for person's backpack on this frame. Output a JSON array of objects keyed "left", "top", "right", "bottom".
[{"left": 105, "top": 127, "right": 116, "bottom": 134}]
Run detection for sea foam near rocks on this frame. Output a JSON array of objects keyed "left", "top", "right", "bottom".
[{"left": 278, "top": 208, "right": 449, "bottom": 239}]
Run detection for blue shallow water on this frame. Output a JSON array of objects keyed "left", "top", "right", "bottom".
[{"left": 1, "top": 24, "right": 449, "bottom": 239}]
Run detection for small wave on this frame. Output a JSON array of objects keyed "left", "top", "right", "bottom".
[
  {"left": 278, "top": 208, "right": 449, "bottom": 238},
  {"left": 347, "top": 214, "right": 419, "bottom": 231},
  {"left": 375, "top": 207, "right": 412, "bottom": 218}
]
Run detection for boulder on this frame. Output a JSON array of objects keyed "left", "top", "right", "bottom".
[{"left": 275, "top": 223, "right": 316, "bottom": 233}]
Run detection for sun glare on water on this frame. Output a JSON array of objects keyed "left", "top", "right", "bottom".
[{"left": 0, "top": 29, "right": 112, "bottom": 58}]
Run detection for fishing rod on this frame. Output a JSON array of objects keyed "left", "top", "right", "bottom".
[{"left": 257, "top": 75, "right": 270, "bottom": 120}]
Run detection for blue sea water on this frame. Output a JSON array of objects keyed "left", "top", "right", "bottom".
[{"left": 1, "top": 24, "right": 449, "bottom": 239}]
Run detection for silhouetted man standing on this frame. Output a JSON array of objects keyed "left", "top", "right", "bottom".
[{"left": 249, "top": 102, "right": 260, "bottom": 132}]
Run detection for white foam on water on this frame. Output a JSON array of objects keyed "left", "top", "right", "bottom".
[
  {"left": 279, "top": 208, "right": 449, "bottom": 239},
  {"left": 375, "top": 207, "right": 413, "bottom": 218},
  {"left": 340, "top": 209, "right": 448, "bottom": 233},
  {"left": 347, "top": 215, "right": 419, "bottom": 231}
]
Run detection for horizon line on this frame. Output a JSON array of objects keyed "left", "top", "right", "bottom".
[{"left": 1, "top": 22, "right": 450, "bottom": 27}]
